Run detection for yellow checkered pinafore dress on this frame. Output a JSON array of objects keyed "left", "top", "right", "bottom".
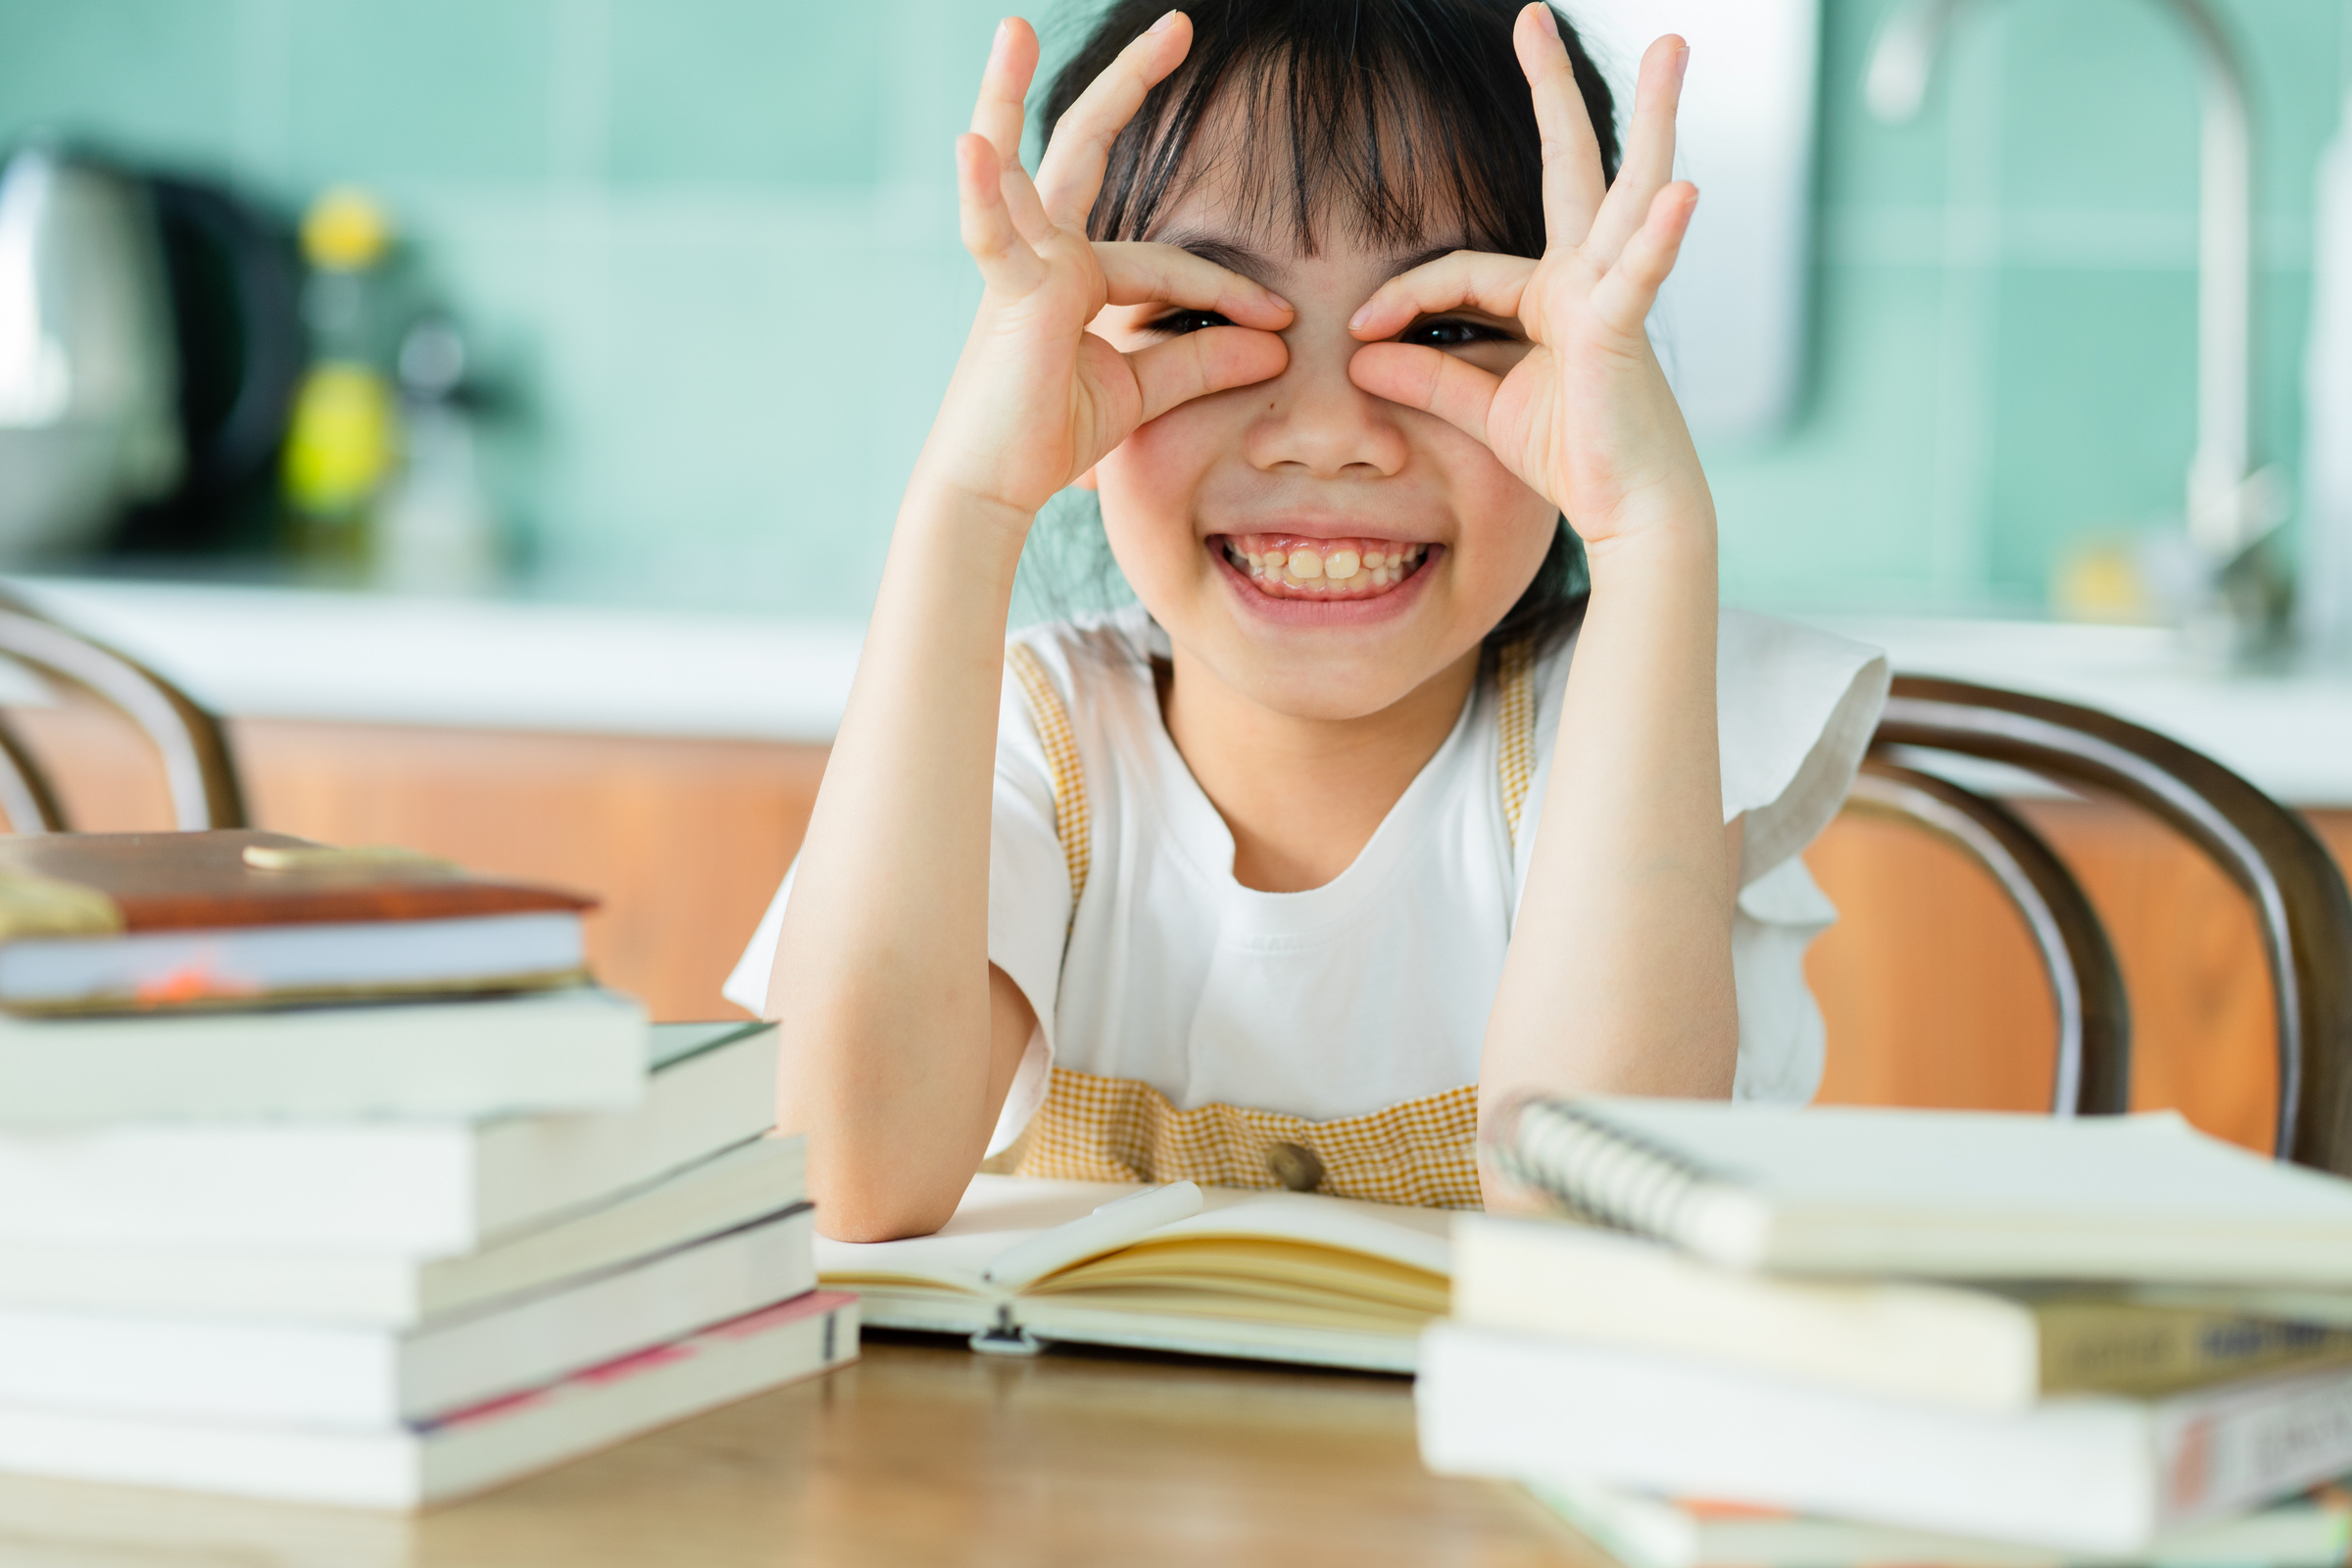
[{"left": 992, "top": 640, "right": 1540, "bottom": 1211}]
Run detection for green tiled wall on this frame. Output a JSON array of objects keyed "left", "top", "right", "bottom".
[{"left": 1, "top": 0, "right": 2346, "bottom": 618}]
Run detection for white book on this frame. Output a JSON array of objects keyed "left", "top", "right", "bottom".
[
  {"left": 1495, "top": 1100, "right": 2352, "bottom": 1282},
  {"left": 0, "top": 1020, "right": 776, "bottom": 1253},
  {"left": 1453, "top": 1217, "right": 2352, "bottom": 1412},
  {"left": 0, "top": 985, "right": 644, "bottom": 1126},
  {"left": 1418, "top": 1323, "right": 2352, "bottom": 1555},
  {"left": 0, "top": 1134, "right": 806, "bottom": 1326},
  {"left": 819, "top": 1173, "right": 1449, "bottom": 1372},
  {"left": 1526, "top": 1476, "right": 2352, "bottom": 1568},
  {"left": 0, "top": 1205, "right": 814, "bottom": 1427},
  {"left": 0, "top": 1291, "right": 858, "bottom": 1509}
]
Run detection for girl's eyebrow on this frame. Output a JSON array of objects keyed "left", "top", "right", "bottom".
[
  {"left": 1389, "top": 245, "right": 1458, "bottom": 276},
  {"left": 1162, "top": 234, "right": 1278, "bottom": 289}
]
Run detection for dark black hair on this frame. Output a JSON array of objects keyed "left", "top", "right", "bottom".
[{"left": 1041, "top": 0, "right": 1618, "bottom": 659}]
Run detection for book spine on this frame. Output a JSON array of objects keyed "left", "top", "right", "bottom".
[
  {"left": 2041, "top": 1308, "right": 2352, "bottom": 1396},
  {"left": 1494, "top": 1100, "right": 1728, "bottom": 1250},
  {"left": 2160, "top": 1365, "right": 2352, "bottom": 1527}
]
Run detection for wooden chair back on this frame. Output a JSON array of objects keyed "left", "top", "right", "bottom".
[
  {"left": 0, "top": 601, "right": 247, "bottom": 833},
  {"left": 1861, "top": 674, "right": 2352, "bottom": 1173},
  {"left": 1844, "top": 754, "right": 2132, "bottom": 1119}
]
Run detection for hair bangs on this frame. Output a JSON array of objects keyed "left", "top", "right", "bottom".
[{"left": 1049, "top": 0, "right": 1619, "bottom": 261}]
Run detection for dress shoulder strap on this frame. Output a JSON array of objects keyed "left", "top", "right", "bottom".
[
  {"left": 1004, "top": 641, "right": 1090, "bottom": 922},
  {"left": 1495, "top": 637, "right": 1538, "bottom": 851}
]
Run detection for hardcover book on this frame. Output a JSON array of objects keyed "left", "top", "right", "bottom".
[{"left": 0, "top": 831, "right": 594, "bottom": 1013}]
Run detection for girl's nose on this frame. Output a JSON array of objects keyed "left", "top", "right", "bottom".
[{"left": 1242, "top": 340, "right": 1409, "bottom": 480}]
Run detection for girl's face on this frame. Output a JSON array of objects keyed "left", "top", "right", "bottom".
[{"left": 1088, "top": 166, "right": 1558, "bottom": 722}]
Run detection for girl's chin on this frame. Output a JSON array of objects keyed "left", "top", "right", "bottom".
[{"left": 1209, "top": 543, "right": 1444, "bottom": 628}]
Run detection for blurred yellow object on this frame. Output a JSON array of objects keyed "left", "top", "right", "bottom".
[
  {"left": 2053, "top": 537, "right": 2159, "bottom": 624},
  {"left": 283, "top": 363, "right": 397, "bottom": 519},
  {"left": 300, "top": 187, "right": 392, "bottom": 270}
]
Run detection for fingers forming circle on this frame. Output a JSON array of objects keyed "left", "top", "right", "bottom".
[
  {"left": 1348, "top": 251, "right": 1538, "bottom": 342},
  {"left": 1348, "top": 342, "right": 1507, "bottom": 446},
  {"left": 1123, "top": 323, "right": 1288, "bottom": 425},
  {"left": 1096, "top": 242, "right": 1292, "bottom": 328}
]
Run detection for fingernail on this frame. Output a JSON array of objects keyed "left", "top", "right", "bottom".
[
  {"left": 1675, "top": 44, "right": 1690, "bottom": 83},
  {"left": 1348, "top": 305, "right": 1372, "bottom": 330},
  {"left": 1266, "top": 289, "right": 1294, "bottom": 314},
  {"left": 992, "top": 18, "right": 1007, "bottom": 54},
  {"left": 1148, "top": 9, "right": 1179, "bottom": 33},
  {"left": 1534, "top": 4, "right": 1560, "bottom": 38}
]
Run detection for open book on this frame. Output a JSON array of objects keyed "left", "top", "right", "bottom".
[{"left": 814, "top": 1175, "right": 1450, "bottom": 1373}]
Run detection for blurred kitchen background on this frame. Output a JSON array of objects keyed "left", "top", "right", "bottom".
[
  {"left": 1, "top": 0, "right": 2343, "bottom": 623},
  {"left": 3, "top": 0, "right": 2351, "bottom": 1150}
]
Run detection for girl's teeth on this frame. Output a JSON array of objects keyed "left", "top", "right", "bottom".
[{"left": 1223, "top": 535, "right": 1427, "bottom": 600}]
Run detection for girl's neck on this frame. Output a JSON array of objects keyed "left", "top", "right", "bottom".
[{"left": 1156, "top": 642, "right": 1483, "bottom": 894}]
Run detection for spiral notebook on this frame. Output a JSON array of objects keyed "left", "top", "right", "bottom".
[{"left": 1493, "top": 1100, "right": 2352, "bottom": 1283}]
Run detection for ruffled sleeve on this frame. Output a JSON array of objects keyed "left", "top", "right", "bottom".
[
  {"left": 1514, "top": 607, "right": 1887, "bottom": 1104},
  {"left": 1717, "top": 608, "right": 1890, "bottom": 886},
  {"left": 1714, "top": 609, "right": 1888, "bottom": 1102}
]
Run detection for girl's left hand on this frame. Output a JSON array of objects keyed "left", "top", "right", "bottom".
[{"left": 1346, "top": 9, "right": 1703, "bottom": 554}]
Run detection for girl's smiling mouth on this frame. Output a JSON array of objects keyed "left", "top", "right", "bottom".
[{"left": 1213, "top": 534, "right": 1432, "bottom": 600}]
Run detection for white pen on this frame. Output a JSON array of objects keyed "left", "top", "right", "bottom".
[{"left": 979, "top": 1181, "right": 1205, "bottom": 1293}]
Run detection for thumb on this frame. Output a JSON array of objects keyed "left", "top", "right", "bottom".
[
  {"left": 1348, "top": 343, "right": 1503, "bottom": 447},
  {"left": 1123, "top": 326, "right": 1290, "bottom": 425}
]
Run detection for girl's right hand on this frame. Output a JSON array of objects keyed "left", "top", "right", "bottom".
[{"left": 919, "top": 13, "right": 1294, "bottom": 521}]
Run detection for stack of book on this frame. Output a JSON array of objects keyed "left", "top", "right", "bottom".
[
  {"left": 1419, "top": 1100, "right": 2352, "bottom": 1566},
  {"left": 0, "top": 830, "right": 855, "bottom": 1507}
]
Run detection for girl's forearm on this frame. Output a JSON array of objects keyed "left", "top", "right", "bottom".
[
  {"left": 767, "top": 475, "right": 1031, "bottom": 1238},
  {"left": 1480, "top": 502, "right": 1736, "bottom": 1131}
]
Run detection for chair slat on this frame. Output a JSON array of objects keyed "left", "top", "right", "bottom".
[{"left": 1875, "top": 675, "right": 2352, "bottom": 1173}]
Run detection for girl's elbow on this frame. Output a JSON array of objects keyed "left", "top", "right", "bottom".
[{"left": 810, "top": 1164, "right": 968, "bottom": 1243}]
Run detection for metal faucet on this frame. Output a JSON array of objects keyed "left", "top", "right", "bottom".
[{"left": 1865, "top": 0, "right": 2282, "bottom": 638}]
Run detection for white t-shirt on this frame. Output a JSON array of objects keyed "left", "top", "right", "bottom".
[{"left": 725, "top": 604, "right": 1888, "bottom": 1156}]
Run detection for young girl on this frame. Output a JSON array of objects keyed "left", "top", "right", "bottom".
[{"left": 725, "top": 0, "right": 1886, "bottom": 1240}]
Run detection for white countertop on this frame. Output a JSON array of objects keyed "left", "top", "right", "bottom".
[
  {"left": 10, "top": 576, "right": 2352, "bottom": 805},
  {"left": 1822, "top": 615, "right": 2352, "bottom": 808},
  {"left": 5, "top": 577, "right": 865, "bottom": 747}
]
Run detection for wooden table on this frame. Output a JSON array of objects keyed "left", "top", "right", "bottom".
[{"left": 0, "top": 1337, "right": 1594, "bottom": 1568}]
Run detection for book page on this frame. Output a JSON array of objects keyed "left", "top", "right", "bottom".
[
  {"left": 813, "top": 1177, "right": 1141, "bottom": 1295},
  {"left": 814, "top": 1177, "right": 1455, "bottom": 1293},
  {"left": 1163, "top": 1189, "right": 1453, "bottom": 1276}
]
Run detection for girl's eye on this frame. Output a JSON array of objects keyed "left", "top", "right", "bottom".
[
  {"left": 1145, "top": 310, "right": 1232, "bottom": 336},
  {"left": 1403, "top": 316, "right": 1512, "bottom": 348}
]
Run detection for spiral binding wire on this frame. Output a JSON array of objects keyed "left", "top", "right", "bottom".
[{"left": 1494, "top": 1100, "right": 1729, "bottom": 1249}]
